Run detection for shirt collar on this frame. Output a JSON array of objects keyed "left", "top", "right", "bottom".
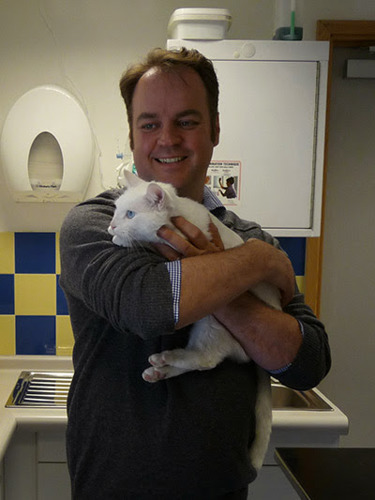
[{"left": 203, "top": 185, "right": 224, "bottom": 211}]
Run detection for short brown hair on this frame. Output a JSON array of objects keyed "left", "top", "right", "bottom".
[{"left": 119, "top": 47, "right": 219, "bottom": 148}]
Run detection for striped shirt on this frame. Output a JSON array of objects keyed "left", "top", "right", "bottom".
[{"left": 165, "top": 186, "right": 223, "bottom": 324}]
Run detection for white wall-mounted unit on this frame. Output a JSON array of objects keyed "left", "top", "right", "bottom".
[
  {"left": 167, "top": 40, "right": 329, "bottom": 237},
  {"left": 0, "top": 85, "right": 95, "bottom": 202}
]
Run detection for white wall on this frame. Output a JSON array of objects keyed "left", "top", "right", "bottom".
[
  {"left": 0, "top": 0, "right": 274, "bottom": 232},
  {"left": 1, "top": 0, "right": 374, "bottom": 231},
  {"left": 319, "top": 47, "right": 375, "bottom": 447}
]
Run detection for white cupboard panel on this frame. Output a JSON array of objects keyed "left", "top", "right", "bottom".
[
  {"left": 37, "top": 463, "right": 71, "bottom": 500},
  {"left": 248, "top": 465, "right": 300, "bottom": 499},
  {"left": 212, "top": 60, "right": 317, "bottom": 231},
  {"left": 167, "top": 40, "right": 329, "bottom": 236}
]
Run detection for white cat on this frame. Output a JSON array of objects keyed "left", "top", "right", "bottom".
[{"left": 108, "top": 169, "right": 281, "bottom": 471}]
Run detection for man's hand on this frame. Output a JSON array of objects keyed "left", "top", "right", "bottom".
[
  {"left": 153, "top": 216, "right": 224, "bottom": 260},
  {"left": 152, "top": 217, "right": 295, "bottom": 331}
]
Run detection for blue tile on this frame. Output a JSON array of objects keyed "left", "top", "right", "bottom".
[
  {"left": 278, "top": 237, "right": 306, "bottom": 276},
  {"left": 0, "top": 274, "right": 14, "bottom": 314},
  {"left": 56, "top": 276, "right": 69, "bottom": 315},
  {"left": 15, "top": 233, "right": 55, "bottom": 274},
  {"left": 16, "top": 316, "right": 56, "bottom": 355}
]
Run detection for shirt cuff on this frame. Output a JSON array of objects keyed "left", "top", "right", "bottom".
[{"left": 165, "top": 260, "right": 182, "bottom": 324}]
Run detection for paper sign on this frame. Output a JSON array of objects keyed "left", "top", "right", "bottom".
[{"left": 207, "top": 160, "right": 241, "bottom": 207}]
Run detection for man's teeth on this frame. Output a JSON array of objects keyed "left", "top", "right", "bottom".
[{"left": 157, "top": 157, "right": 184, "bottom": 164}]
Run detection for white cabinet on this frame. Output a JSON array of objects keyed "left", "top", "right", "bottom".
[
  {"left": 3, "top": 429, "right": 70, "bottom": 500},
  {"left": 37, "top": 464, "right": 70, "bottom": 500},
  {"left": 248, "top": 424, "right": 343, "bottom": 498},
  {"left": 37, "top": 431, "right": 71, "bottom": 500},
  {"left": 167, "top": 40, "right": 329, "bottom": 236},
  {"left": 248, "top": 465, "right": 299, "bottom": 499},
  {"left": 0, "top": 461, "right": 4, "bottom": 500}
]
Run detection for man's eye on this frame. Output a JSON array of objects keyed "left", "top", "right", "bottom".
[
  {"left": 141, "top": 123, "right": 157, "bottom": 131},
  {"left": 179, "top": 120, "right": 198, "bottom": 128},
  {"left": 126, "top": 210, "right": 136, "bottom": 219}
]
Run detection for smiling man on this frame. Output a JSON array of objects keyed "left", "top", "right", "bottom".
[
  {"left": 60, "top": 47, "right": 331, "bottom": 499},
  {"left": 129, "top": 66, "right": 219, "bottom": 201}
]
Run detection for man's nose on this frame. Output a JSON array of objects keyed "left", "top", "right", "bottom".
[{"left": 157, "top": 124, "right": 181, "bottom": 146}]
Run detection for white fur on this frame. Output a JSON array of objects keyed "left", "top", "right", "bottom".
[{"left": 108, "top": 170, "right": 281, "bottom": 471}]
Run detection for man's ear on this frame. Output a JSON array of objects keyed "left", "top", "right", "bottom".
[{"left": 213, "top": 113, "right": 220, "bottom": 146}]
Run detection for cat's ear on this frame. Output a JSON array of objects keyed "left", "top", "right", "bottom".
[
  {"left": 123, "top": 169, "right": 144, "bottom": 188},
  {"left": 146, "top": 183, "right": 166, "bottom": 210}
]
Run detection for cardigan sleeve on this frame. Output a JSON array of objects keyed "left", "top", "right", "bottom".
[
  {"left": 59, "top": 190, "right": 176, "bottom": 340},
  {"left": 221, "top": 209, "right": 331, "bottom": 390},
  {"left": 274, "top": 291, "right": 331, "bottom": 390}
]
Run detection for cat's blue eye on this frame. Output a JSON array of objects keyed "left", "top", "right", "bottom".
[{"left": 126, "top": 210, "right": 136, "bottom": 219}]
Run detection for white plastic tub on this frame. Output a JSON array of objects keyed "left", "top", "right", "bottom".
[{"left": 167, "top": 8, "right": 232, "bottom": 40}]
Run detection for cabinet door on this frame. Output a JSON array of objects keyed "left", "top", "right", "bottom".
[
  {"left": 248, "top": 465, "right": 300, "bottom": 499},
  {"left": 211, "top": 60, "right": 318, "bottom": 233},
  {"left": 37, "top": 463, "right": 71, "bottom": 500},
  {"left": 37, "top": 430, "right": 71, "bottom": 500}
]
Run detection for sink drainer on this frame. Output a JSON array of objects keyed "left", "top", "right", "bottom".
[{"left": 5, "top": 371, "right": 73, "bottom": 408}]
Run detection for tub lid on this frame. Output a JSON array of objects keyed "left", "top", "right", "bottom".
[{"left": 168, "top": 7, "right": 232, "bottom": 24}]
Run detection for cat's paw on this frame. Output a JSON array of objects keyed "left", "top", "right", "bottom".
[
  {"left": 148, "top": 352, "right": 169, "bottom": 367},
  {"left": 142, "top": 366, "right": 167, "bottom": 383}
]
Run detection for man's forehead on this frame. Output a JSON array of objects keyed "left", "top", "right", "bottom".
[{"left": 139, "top": 65, "right": 203, "bottom": 87}]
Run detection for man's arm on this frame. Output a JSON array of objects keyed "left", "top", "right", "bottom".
[
  {"left": 156, "top": 219, "right": 296, "bottom": 329},
  {"left": 155, "top": 216, "right": 330, "bottom": 390},
  {"left": 213, "top": 291, "right": 302, "bottom": 372}
]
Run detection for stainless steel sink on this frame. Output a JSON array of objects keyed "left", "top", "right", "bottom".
[
  {"left": 271, "top": 383, "right": 332, "bottom": 411},
  {"left": 5, "top": 371, "right": 332, "bottom": 411}
]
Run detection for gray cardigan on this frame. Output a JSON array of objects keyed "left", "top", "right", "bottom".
[{"left": 59, "top": 189, "right": 330, "bottom": 499}]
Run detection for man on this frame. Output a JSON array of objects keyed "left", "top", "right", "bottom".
[
  {"left": 219, "top": 177, "right": 237, "bottom": 199},
  {"left": 60, "top": 47, "right": 331, "bottom": 499}
]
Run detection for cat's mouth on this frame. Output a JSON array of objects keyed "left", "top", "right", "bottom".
[{"left": 155, "top": 156, "right": 187, "bottom": 164}]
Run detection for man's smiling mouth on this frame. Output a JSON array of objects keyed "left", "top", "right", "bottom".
[{"left": 156, "top": 156, "right": 187, "bottom": 164}]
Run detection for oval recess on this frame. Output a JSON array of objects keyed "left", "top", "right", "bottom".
[{"left": 27, "top": 131, "right": 63, "bottom": 191}]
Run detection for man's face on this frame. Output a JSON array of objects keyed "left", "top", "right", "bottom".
[{"left": 131, "top": 67, "right": 219, "bottom": 202}]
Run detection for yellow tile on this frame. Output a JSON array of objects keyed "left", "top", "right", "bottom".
[
  {"left": 15, "top": 274, "right": 56, "bottom": 315},
  {"left": 56, "top": 316, "right": 74, "bottom": 356},
  {"left": 296, "top": 275, "right": 305, "bottom": 295},
  {"left": 0, "top": 232, "right": 15, "bottom": 274},
  {"left": 55, "top": 232, "right": 61, "bottom": 275},
  {"left": 0, "top": 316, "right": 16, "bottom": 355}
]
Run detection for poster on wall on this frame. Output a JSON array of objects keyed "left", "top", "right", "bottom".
[{"left": 207, "top": 160, "right": 241, "bottom": 207}]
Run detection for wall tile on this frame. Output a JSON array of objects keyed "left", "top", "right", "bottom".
[
  {"left": 15, "top": 274, "right": 56, "bottom": 316},
  {"left": 15, "top": 233, "right": 55, "bottom": 274},
  {"left": 0, "top": 231, "right": 306, "bottom": 356},
  {"left": 56, "top": 316, "right": 74, "bottom": 356},
  {"left": 16, "top": 315, "right": 56, "bottom": 355},
  {"left": 0, "top": 316, "right": 15, "bottom": 355},
  {"left": 0, "top": 274, "right": 14, "bottom": 314},
  {"left": 56, "top": 275, "right": 69, "bottom": 315},
  {"left": 0, "top": 233, "right": 14, "bottom": 273}
]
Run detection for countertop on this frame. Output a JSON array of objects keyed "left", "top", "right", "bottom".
[
  {"left": 0, "top": 356, "right": 73, "bottom": 461},
  {"left": 275, "top": 447, "right": 375, "bottom": 499},
  {"left": 0, "top": 356, "right": 348, "bottom": 462}
]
